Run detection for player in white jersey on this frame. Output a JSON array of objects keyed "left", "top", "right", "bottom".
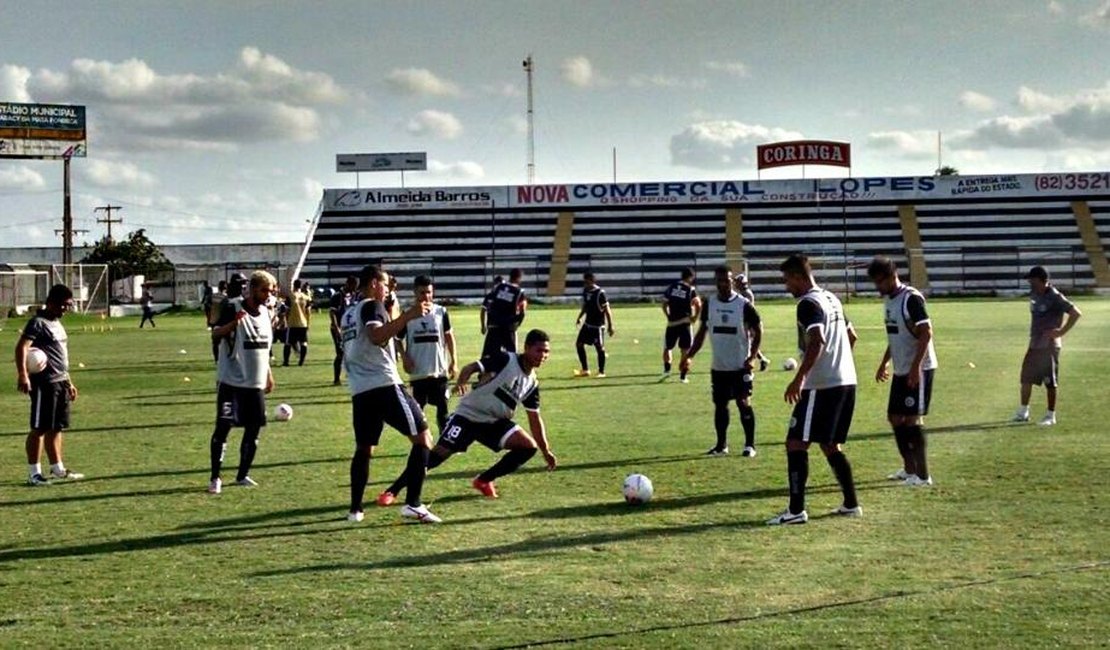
[
  {"left": 207, "top": 271, "right": 276, "bottom": 494},
  {"left": 767, "top": 254, "right": 861, "bottom": 525},
  {"left": 868, "top": 256, "right": 939, "bottom": 487},
  {"left": 399, "top": 275, "right": 458, "bottom": 433},
  {"left": 682, "top": 266, "right": 763, "bottom": 457},
  {"left": 341, "top": 265, "right": 440, "bottom": 524},
  {"left": 379, "top": 329, "right": 556, "bottom": 504}
]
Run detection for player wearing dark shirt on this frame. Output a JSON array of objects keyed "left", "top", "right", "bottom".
[
  {"left": 329, "top": 275, "right": 358, "bottom": 385},
  {"left": 574, "top": 272, "right": 614, "bottom": 378},
  {"left": 683, "top": 266, "right": 763, "bottom": 456},
  {"left": 1013, "top": 266, "right": 1081, "bottom": 426},
  {"left": 480, "top": 268, "right": 526, "bottom": 358},
  {"left": 380, "top": 330, "right": 556, "bottom": 504},
  {"left": 15, "top": 284, "right": 84, "bottom": 486},
  {"left": 661, "top": 267, "right": 702, "bottom": 383}
]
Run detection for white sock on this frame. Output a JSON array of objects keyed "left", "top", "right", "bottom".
[
  {"left": 29, "top": 463, "right": 42, "bottom": 478},
  {"left": 1018, "top": 405, "right": 1030, "bottom": 416},
  {"left": 50, "top": 462, "right": 65, "bottom": 476}
]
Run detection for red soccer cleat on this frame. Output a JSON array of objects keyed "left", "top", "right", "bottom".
[{"left": 471, "top": 477, "right": 499, "bottom": 499}]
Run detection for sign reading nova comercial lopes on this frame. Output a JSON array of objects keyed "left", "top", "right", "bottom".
[
  {"left": 0, "top": 102, "right": 87, "bottom": 159},
  {"left": 322, "top": 172, "right": 1110, "bottom": 211}
]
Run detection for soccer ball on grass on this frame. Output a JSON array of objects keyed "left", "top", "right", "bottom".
[
  {"left": 274, "top": 403, "right": 294, "bottom": 422},
  {"left": 782, "top": 357, "right": 798, "bottom": 371},
  {"left": 622, "top": 473, "right": 654, "bottom": 505}
]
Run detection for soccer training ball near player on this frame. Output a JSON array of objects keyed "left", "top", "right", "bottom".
[
  {"left": 622, "top": 473, "right": 654, "bottom": 504},
  {"left": 274, "top": 403, "right": 294, "bottom": 421},
  {"left": 782, "top": 357, "right": 798, "bottom": 371},
  {"left": 25, "top": 347, "right": 48, "bottom": 374}
]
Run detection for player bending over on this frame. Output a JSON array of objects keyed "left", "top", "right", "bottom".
[{"left": 379, "top": 329, "right": 557, "bottom": 504}]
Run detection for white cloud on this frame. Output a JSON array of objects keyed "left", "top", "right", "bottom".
[
  {"left": 628, "top": 74, "right": 706, "bottom": 89},
  {"left": 959, "top": 90, "right": 997, "bottom": 112},
  {"left": 405, "top": 109, "right": 462, "bottom": 139},
  {"left": 955, "top": 81, "right": 1110, "bottom": 149},
  {"left": 703, "top": 60, "right": 750, "bottom": 78},
  {"left": 669, "top": 120, "right": 804, "bottom": 169},
  {"left": 867, "top": 131, "right": 939, "bottom": 159},
  {"left": 427, "top": 159, "right": 485, "bottom": 180},
  {"left": 385, "top": 68, "right": 461, "bottom": 97},
  {"left": 1047, "top": 0, "right": 1065, "bottom": 15},
  {"left": 1017, "top": 85, "right": 1070, "bottom": 113},
  {"left": 482, "top": 82, "right": 521, "bottom": 97},
  {"left": 0, "top": 64, "right": 32, "bottom": 102},
  {"left": 1080, "top": 0, "right": 1110, "bottom": 27},
  {"left": 80, "top": 159, "right": 157, "bottom": 189},
  {"left": 0, "top": 164, "right": 45, "bottom": 189},
  {"left": 19, "top": 48, "right": 344, "bottom": 153},
  {"left": 561, "top": 56, "right": 597, "bottom": 88}
]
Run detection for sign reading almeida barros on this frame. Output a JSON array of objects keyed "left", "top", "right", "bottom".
[
  {"left": 757, "top": 140, "right": 849, "bottom": 170},
  {"left": 0, "top": 102, "right": 87, "bottom": 159}
]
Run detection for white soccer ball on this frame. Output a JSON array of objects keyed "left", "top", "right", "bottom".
[
  {"left": 782, "top": 357, "right": 798, "bottom": 371},
  {"left": 622, "top": 473, "right": 654, "bottom": 505},
  {"left": 274, "top": 403, "right": 294, "bottom": 422},
  {"left": 25, "top": 347, "right": 48, "bottom": 374}
]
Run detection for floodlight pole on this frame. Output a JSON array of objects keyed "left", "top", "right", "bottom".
[
  {"left": 63, "top": 156, "right": 72, "bottom": 265},
  {"left": 523, "top": 55, "right": 535, "bottom": 185}
]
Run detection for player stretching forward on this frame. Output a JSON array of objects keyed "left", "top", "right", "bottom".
[
  {"left": 683, "top": 266, "right": 763, "bottom": 457},
  {"left": 768, "top": 254, "right": 861, "bottom": 525},
  {"left": 661, "top": 267, "right": 701, "bottom": 382},
  {"left": 573, "top": 272, "right": 614, "bottom": 378},
  {"left": 399, "top": 275, "right": 458, "bottom": 433},
  {"left": 868, "top": 256, "right": 938, "bottom": 486},
  {"left": 379, "top": 329, "right": 557, "bottom": 505},
  {"left": 342, "top": 265, "right": 440, "bottom": 524}
]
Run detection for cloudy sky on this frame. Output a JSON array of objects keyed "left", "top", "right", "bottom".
[{"left": 1, "top": 0, "right": 1109, "bottom": 247}]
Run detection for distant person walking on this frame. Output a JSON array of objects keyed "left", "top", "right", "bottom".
[
  {"left": 1012, "top": 266, "right": 1082, "bottom": 426},
  {"left": 15, "top": 284, "right": 84, "bottom": 486},
  {"left": 139, "top": 286, "right": 156, "bottom": 328}
]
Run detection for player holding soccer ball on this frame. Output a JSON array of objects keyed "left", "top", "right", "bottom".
[
  {"left": 379, "top": 329, "right": 557, "bottom": 504},
  {"left": 14, "top": 284, "right": 84, "bottom": 486},
  {"left": 767, "top": 254, "right": 861, "bottom": 525}
]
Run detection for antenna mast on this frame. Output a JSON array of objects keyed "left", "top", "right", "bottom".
[{"left": 523, "top": 55, "right": 535, "bottom": 185}]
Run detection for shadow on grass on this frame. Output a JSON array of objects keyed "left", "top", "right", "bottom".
[{"left": 847, "top": 420, "right": 1025, "bottom": 443}]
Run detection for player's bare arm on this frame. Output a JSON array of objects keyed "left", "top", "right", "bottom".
[
  {"left": 445, "top": 330, "right": 458, "bottom": 379},
  {"left": 1047, "top": 306, "right": 1082, "bottom": 341},
  {"left": 605, "top": 305, "right": 615, "bottom": 337},
  {"left": 745, "top": 322, "right": 763, "bottom": 369},
  {"left": 682, "top": 321, "right": 709, "bottom": 369},
  {"left": 369, "top": 301, "right": 430, "bottom": 347},
  {"left": 528, "top": 410, "right": 557, "bottom": 470},
  {"left": 479, "top": 307, "right": 487, "bottom": 335},
  {"left": 14, "top": 337, "right": 31, "bottom": 394},
  {"left": 785, "top": 328, "right": 825, "bottom": 404},
  {"left": 454, "top": 361, "right": 482, "bottom": 395},
  {"left": 876, "top": 346, "right": 892, "bottom": 382},
  {"left": 907, "top": 321, "right": 934, "bottom": 388}
]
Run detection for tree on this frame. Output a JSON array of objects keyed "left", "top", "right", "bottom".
[
  {"left": 935, "top": 166, "right": 959, "bottom": 176},
  {"left": 81, "top": 229, "right": 173, "bottom": 283}
]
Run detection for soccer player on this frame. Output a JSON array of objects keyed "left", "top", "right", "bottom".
[
  {"left": 868, "top": 256, "right": 938, "bottom": 486},
  {"left": 329, "top": 275, "right": 358, "bottom": 386},
  {"left": 15, "top": 284, "right": 84, "bottom": 486},
  {"left": 283, "top": 279, "right": 311, "bottom": 367},
  {"left": 399, "top": 275, "right": 458, "bottom": 433},
  {"left": 480, "top": 268, "right": 527, "bottom": 359},
  {"left": 1013, "top": 265, "right": 1082, "bottom": 426},
  {"left": 379, "top": 329, "right": 557, "bottom": 505},
  {"left": 208, "top": 280, "right": 229, "bottom": 360},
  {"left": 681, "top": 266, "right": 763, "bottom": 457},
  {"left": 207, "top": 271, "right": 277, "bottom": 494},
  {"left": 734, "top": 273, "right": 771, "bottom": 372},
  {"left": 200, "top": 280, "right": 214, "bottom": 326},
  {"left": 139, "top": 286, "right": 157, "bottom": 328},
  {"left": 767, "top": 254, "right": 861, "bottom": 525},
  {"left": 661, "top": 267, "right": 701, "bottom": 382},
  {"left": 574, "top": 272, "right": 614, "bottom": 378},
  {"left": 342, "top": 265, "right": 440, "bottom": 524}
]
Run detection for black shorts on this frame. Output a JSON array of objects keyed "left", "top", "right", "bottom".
[
  {"left": 711, "top": 369, "right": 754, "bottom": 403},
  {"left": 411, "top": 376, "right": 450, "bottom": 408},
  {"left": 351, "top": 384, "right": 428, "bottom": 446},
  {"left": 1020, "top": 347, "right": 1059, "bottom": 387},
  {"left": 888, "top": 369, "right": 934, "bottom": 416},
  {"left": 787, "top": 385, "right": 856, "bottom": 445},
  {"left": 273, "top": 328, "right": 288, "bottom": 345},
  {"left": 664, "top": 324, "right": 692, "bottom": 351},
  {"left": 216, "top": 382, "right": 267, "bottom": 429},
  {"left": 30, "top": 380, "right": 71, "bottom": 431},
  {"left": 576, "top": 325, "right": 605, "bottom": 347},
  {"left": 286, "top": 327, "right": 308, "bottom": 345},
  {"left": 437, "top": 414, "right": 521, "bottom": 453},
  {"left": 482, "top": 326, "right": 516, "bottom": 358}
]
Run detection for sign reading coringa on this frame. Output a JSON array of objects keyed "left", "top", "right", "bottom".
[{"left": 757, "top": 140, "right": 850, "bottom": 170}]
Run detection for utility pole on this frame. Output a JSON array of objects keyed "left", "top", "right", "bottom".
[
  {"left": 523, "top": 54, "right": 535, "bottom": 185},
  {"left": 95, "top": 204, "right": 123, "bottom": 243},
  {"left": 55, "top": 156, "right": 87, "bottom": 264}
]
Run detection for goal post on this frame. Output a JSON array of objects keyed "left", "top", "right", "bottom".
[{"left": 51, "top": 264, "right": 110, "bottom": 316}]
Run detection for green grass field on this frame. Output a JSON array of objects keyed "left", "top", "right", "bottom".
[{"left": 1, "top": 297, "right": 1107, "bottom": 648}]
